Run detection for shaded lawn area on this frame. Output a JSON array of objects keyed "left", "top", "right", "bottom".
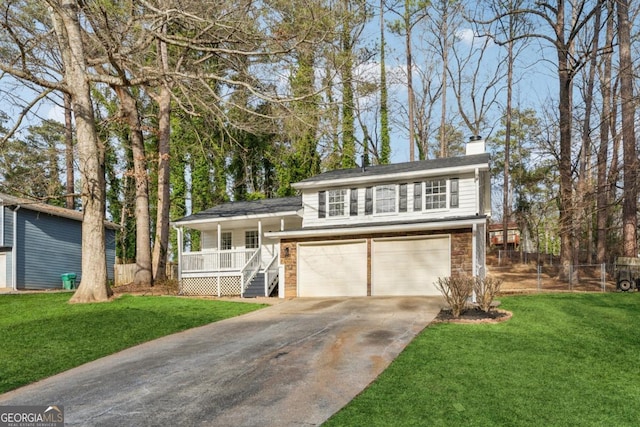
[
  {"left": 0, "top": 293, "right": 266, "bottom": 394},
  {"left": 326, "top": 293, "right": 640, "bottom": 426}
]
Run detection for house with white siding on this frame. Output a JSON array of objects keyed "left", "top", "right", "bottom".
[
  {"left": 173, "top": 138, "right": 491, "bottom": 298},
  {"left": 0, "top": 194, "right": 117, "bottom": 290}
]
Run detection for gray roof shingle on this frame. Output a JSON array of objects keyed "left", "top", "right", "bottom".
[
  {"left": 294, "top": 153, "right": 490, "bottom": 185},
  {"left": 173, "top": 196, "right": 302, "bottom": 223}
]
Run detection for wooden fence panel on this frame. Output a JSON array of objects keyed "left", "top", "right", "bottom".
[{"left": 114, "top": 263, "right": 177, "bottom": 286}]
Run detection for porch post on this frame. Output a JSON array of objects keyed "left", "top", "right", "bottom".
[
  {"left": 176, "top": 226, "right": 183, "bottom": 281},
  {"left": 217, "top": 223, "right": 221, "bottom": 269},
  {"left": 258, "top": 220, "right": 262, "bottom": 248}
]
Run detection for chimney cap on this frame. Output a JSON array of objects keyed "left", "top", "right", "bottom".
[{"left": 469, "top": 135, "right": 483, "bottom": 142}]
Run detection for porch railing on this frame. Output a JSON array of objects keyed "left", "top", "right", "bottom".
[
  {"left": 241, "top": 248, "right": 262, "bottom": 296},
  {"left": 182, "top": 249, "right": 256, "bottom": 273},
  {"left": 264, "top": 254, "right": 279, "bottom": 296}
]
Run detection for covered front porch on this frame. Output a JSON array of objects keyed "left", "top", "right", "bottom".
[
  {"left": 179, "top": 247, "right": 280, "bottom": 297},
  {"left": 172, "top": 196, "right": 303, "bottom": 298}
]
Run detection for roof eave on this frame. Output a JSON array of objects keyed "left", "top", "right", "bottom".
[
  {"left": 265, "top": 216, "right": 488, "bottom": 239},
  {"left": 292, "top": 163, "right": 490, "bottom": 190},
  {"left": 172, "top": 210, "right": 302, "bottom": 227}
]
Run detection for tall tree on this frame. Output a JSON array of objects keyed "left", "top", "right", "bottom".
[
  {"left": 379, "top": 0, "right": 391, "bottom": 164},
  {"left": 49, "top": 0, "right": 111, "bottom": 302},
  {"left": 616, "top": 0, "right": 637, "bottom": 258}
]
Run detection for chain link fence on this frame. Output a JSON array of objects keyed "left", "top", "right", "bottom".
[{"left": 488, "top": 252, "right": 617, "bottom": 293}]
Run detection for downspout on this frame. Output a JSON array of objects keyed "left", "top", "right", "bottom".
[
  {"left": 472, "top": 223, "right": 477, "bottom": 304},
  {"left": 1, "top": 204, "right": 4, "bottom": 246},
  {"left": 12, "top": 206, "right": 20, "bottom": 291}
]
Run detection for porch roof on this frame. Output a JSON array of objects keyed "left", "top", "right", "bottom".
[{"left": 172, "top": 196, "right": 302, "bottom": 226}]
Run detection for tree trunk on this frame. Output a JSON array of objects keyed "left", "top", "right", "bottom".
[
  {"left": 114, "top": 86, "right": 153, "bottom": 286},
  {"left": 502, "top": 37, "right": 513, "bottom": 260},
  {"left": 576, "top": 1, "right": 601, "bottom": 265},
  {"left": 64, "top": 93, "right": 75, "bottom": 210},
  {"left": 50, "top": 0, "right": 111, "bottom": 303},
  {"left": 404, "top": 0, "right": 415, "bottom": 161},
  {"left": 379, "top": 0, "right": 390, "bottom": 164},
  {"left": 556, "top": 0, "right": 575, "bottom": 281},
  {"left": 617, "top": 0, "right": 637, "bottom": 258},
  {"left": 152, "top": 84, "right": 171, "bottom": 282},
  {"left": 596, "top": 0, "right": 614, "bottom": 264}
]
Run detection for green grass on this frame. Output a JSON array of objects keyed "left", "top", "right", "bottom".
[
  {"left": 326, "top": 293, "right": 640, "bottom": 426},
  {"left": 0, "top": 293, "right": 266, "bottom": 394}
]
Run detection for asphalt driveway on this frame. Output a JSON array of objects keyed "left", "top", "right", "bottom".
[{"left": 0, "top": 296, "right": 443, "bottom": 426}]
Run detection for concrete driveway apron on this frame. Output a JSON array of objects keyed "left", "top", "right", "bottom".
[{"left": 0, "top": 296, "right": 443, "bottom": 426}]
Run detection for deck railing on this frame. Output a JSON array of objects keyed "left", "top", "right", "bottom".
[
  {"left": 264, "top": 254, "right": 279, "bottom": 296},
  {"left": 241, "top": 248, "right": 262, "bottom": 296},
  {"left": 182, "top": 249, "right": 256, "bottom": 273}
]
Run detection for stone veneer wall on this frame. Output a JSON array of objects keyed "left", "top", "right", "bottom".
[{"left": 280, "top": 228, "right": 475, "bottom": 298}]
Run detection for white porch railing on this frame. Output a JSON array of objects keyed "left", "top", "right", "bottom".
[
  {"left": 241, "top": 248, "right": 262, "bottom": 296},
  {"left": 180, "top": 248, "right": 280, "bottom": 297},
  {"left": 182, "top": 249, "right": 256, "bottom": 273},
  {"left": 264, "top": 254, "right": 279, "bottom": 296}
]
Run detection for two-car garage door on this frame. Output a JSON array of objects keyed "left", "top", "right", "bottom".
[{"left": 297, "top": 236, "right": 450, "bottom": 297}]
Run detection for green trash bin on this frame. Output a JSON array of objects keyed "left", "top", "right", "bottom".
[{"left": 61, "top": 273, "right": 77, "bottom": 290}]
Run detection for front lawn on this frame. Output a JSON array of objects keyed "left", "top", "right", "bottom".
[
  {"left": 326, "top": 293, "right": 640, "bottom": 426},
  {"left": 0, "top": 293, "right": 266, "bottom": 393}
]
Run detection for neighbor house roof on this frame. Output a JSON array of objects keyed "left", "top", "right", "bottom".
[
  {"left": 293, "top": 153, "right": 490, "bottom": 189},
  {"left": 0, "top": 193, "right": 119, "bottom": 229},
  {"left": 173, "top": 196, "right": 303, "bottom": 225}
]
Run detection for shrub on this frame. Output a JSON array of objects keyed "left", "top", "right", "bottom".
[
  {"left": 474, "top": 275, "right": 503, "bottom": 312},
  {"left": 434, "top": 275, "right": 474, "bottom": 317}
]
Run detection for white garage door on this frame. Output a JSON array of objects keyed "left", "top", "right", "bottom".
[
  {"left": 298, "top": 241, "right": 367, "bottom": 297},
  {"left": 372, "top": 236, "right": 450, "bottom": 296}
]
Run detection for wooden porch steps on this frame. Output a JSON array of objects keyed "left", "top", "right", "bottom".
[{"left": 243, "top": 273, "right": 267, "bottom": 298}]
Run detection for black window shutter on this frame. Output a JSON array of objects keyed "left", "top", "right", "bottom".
[
  {"left": 413, "top": 183, "right": 422, "bottom": 211},
  {"left": 350, "top": 188, "right": 358, "bottom": 216},
  {"left": 318, "top": 191, "right": 326, "bottom": 218},
  {"left": 399, "top": 184, "right": 407, "bottom": 212},
  {"left": 450, "top": 178, "right": 459, "bottom": 208},
  {"left": 365, "top": 187, "right": 373, "bottom": 215}
]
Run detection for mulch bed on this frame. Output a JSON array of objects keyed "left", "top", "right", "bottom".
[{"left": 433, "top": 307, "right": 513, "bottom": 324}]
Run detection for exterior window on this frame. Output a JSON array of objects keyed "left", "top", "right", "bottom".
[
  {"left": 245, "top": 230, "right": 259, "bottom": 249},
  {"left": 375, "top": 185, "right": 396, "bottom": 214},
  {"left": 328, "top": 189, "right": 348, "bottom": 217},
  {"left": 425, "top": 179, "right": 447, "bottom": 210},
  {"left": 221, "top": 231, "right": 232, "bottom": 250}
]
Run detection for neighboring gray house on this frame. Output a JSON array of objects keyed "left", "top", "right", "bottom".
[
  {"left": 0, "top": 193, "right": 117, "bottom": 290},
  {"left": 173, "top": 138, "right": 491, "bottom": 298}
]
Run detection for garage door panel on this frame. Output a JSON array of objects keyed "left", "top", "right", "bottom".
[
  {"left": 298, "top": 241, "right": 367, "bottom": 297},
  {"left": 372, "top": 237, "right": 450, "bottom": 296}
]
